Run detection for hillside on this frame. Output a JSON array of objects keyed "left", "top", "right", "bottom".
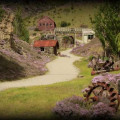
[
  {"left": 0, "top": 1, "right": 102, "bottom": 28},
  {"left": 0, "top": 1, "right": 103, "bottom": 80},
  {"left": 0, "top": 9, "right": 53, "bottom": 81},
  {"left": 25, "top": 2, "right": 101, "bottom": 28},
  {"left": 71, "top": 38, "right": 103, "bottom": 57}
]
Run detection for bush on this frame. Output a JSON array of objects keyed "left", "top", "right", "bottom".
[
  {"left": 60, "top": 21, "right": 71, "bottom": 27},
  {"left": 91, "top": 102, "right": 115, "bottom": 120},
  {"left": 53, "top": 96, "right": 115, "bottom": 120},
  {"left": 0, "top": 7, "right": 5, "bottom": 22},
  {"left": 34, "top": 28, "right": 39, "bottom": 31},
  {"left": 33, "top": 33, "right": 37, "bottom": 36}
]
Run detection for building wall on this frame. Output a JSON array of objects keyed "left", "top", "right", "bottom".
[{"left": 38, "top": 17, "right": 56, "bottom": 31}]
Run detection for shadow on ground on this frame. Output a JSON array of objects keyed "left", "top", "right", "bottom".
[{"left": 0, "top": 55, "right": 25, "bottom": 81}]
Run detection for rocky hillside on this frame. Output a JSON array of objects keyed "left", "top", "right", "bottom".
[
  {"left": 0, "top": 8, "right": 53, "bottom": 81},
  {"left": 71, "top": 38, "right": 103, "bottom": 57}
]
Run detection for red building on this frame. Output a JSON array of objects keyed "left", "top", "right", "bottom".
[
  {"left": 34, "top": 40, "right": 59, "bottom": 55},
  {"left": 38, "top": 16, "right": 56, "bottom": 31}
]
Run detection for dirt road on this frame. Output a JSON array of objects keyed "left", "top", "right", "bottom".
[{"left": 0, "top": 49, "right": 81, "bottom": 91}]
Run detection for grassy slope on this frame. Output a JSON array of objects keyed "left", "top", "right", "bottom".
[
  {"left": 26, "top": 2, "right": 100, "bottom": 28},
  {"left": 0, "top": 59, "right": 120, "bottom": 120}
]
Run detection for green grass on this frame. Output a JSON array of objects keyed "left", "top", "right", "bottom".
[
  {"left": 0, "top": 59, "right": 92, "bottom": 119},
  {"left": 0, "top": 58, "right": 120, "bottom": 120},
  {"left": 26, "top": 2, "right": 100, "bottom": 28}
]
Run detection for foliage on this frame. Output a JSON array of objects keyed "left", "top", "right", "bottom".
[
  {"left": 60, "top": 21, "right": 71, "bottom": 27},
  {"left": 116, "top": 33, "right": 120, "bottom": 53},
  {"left": 88, "top": 55, "right": 94, "bottom": 61},
  {"left": 0, "top": 6, "right": 5, "bottom": 22},
  {"left": 13, "top": 8, "right": 29, "bottom": 43},
  {"left": 33, "top": 33, "right": 36, "bottom": 36},
  {"left": 91, "top": 102, "right": 115, "bottom": 120},
  {"left": 92, "top": 73, "right": 120, "bottom": 85},
  {"left": 54, "top": 96, "right": 115, "bottom": 120},
  {"left": 62, "top": 36, "right": 74, "bottom": 44},
  {"left": 34, "top": 27, "right": 39, "bottom": 31},
  {"left": 91, "top": 1, "right": 120, "bottom": 56}
]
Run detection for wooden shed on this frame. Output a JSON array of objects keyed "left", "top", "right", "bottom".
[{"left": 34, "top": 40, "right": 59, "bottom": 55}]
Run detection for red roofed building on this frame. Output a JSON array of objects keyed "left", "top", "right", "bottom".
[
  {"left": 34, "top": 40, "right": 59, "bottom": 55},
  {"left": 38, "top": 16, "right": 56, "bottom": 31}
]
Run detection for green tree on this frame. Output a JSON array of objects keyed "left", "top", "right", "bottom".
[
  {"left": 91, "top": 1, "right": 120, "bottom": 57},
  {"left": 0, "top": 7, "right": 5, "bottom": 22},
  {"left": 13, "top": 8, "right": 29, "bottom": 43}
]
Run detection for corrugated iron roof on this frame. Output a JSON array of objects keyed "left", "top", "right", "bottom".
[
  {"left": 34, "top": 40, "right": 58, "bottom": 47},
  {"left": 38, "top": 16, "right": 55, "bottom": 23}
]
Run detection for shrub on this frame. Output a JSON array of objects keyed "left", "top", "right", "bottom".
[
  {"left": 53, "top": 96, "right": 91, "bottom": 120},
  {"left": 0, "top": 7, "right": 5, "bottom": 22},
  {"left": 53, "top": 96, "right": 115, "bottom": 120},
  {"left": 60, "top": 21, "right": 71, "bottom": 27},
  {"left": 88, "top": 55, "right": 94, "bottom": 61},
  {"left": 91, "top": 102, "right": 115, "bottom": 120},
  {"left": 91, "top": 73, "right": 120, "bottom": 85},
  {"left": 34, "top": 28, "right": 39, "bottom": 31},
  {"left": 33, "top": 33, "right": 36, "bottom": 36}
]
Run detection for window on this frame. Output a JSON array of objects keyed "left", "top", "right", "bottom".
[
  {"left": 41, "top": 47, "right": 44, "bottom": 51},
  {"left": 46, "top": 23, "right": 48, "bottom": 26},
  {"left": 88, "top": 35, "right": 94, "bottom": 39},
  {"left": 40, "top": 23, "right": 42, "bottom": 26},
  {"left": 43, "top": 23, "right": 45, "bottom": 26},
  {"left": 50, "top": 23, "right": 52, "bottom": 26}
]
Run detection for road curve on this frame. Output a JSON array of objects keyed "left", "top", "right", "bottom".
[{"left": 0, "top": 49, "right": 81, "bottom": 91}]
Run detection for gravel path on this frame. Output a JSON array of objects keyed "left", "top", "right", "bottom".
[{"left": 0, "top": 49, "right": 81, "bottom": 91}]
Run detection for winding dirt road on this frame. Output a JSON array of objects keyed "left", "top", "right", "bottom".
[{"left": 0, "top": 49, "right": 80, "bottom": 91}]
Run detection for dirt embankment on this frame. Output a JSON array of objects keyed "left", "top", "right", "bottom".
[{"left": 0, "top": 35, "right": 53, "bottom": 81}]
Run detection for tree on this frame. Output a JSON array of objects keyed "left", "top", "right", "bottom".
[
  {"left": 0, "top": 6, "right": 5, "bottom": 22},
  {"left": 91, "top": 1, "right": 120, "bottom": 57},
  {"left": 13, "top": 8, "right": 29, "bottom": 43}
]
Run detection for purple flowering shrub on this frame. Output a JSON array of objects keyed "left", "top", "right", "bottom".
[
  {"left": 92, "top": 73, "right": 120, "bottom": 86},
  {"left": 91, "top": 102, "right": 115, "bottom": 120},
  {"left": 0, "top": 35, "right": 53, "bottom": 80},
  {"left": 53, "top": 96, "right": 90, "bottom": 120},
  {"left": 53, "top": 96, "right": 115, "bottom": 120},
  {"left": 71, "top": 38, "right": 103, "bottom": 57}
]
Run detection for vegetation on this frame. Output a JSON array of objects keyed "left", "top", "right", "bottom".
[
  {"left": 60, "top": 21, "right": 71, "bottom": 27},
  {"left": 0, "top": 59, "right": 92, "bottom": 119},
  {"left": 54, "top": 97, "right": 115, "bottom": 120},
  {"left": 91, "top": 1, "right": 120, "bottom": 57},
  {"left": 0, "top": 58, "right": 120, "bottom": 119},
  {"left": 0, "top": 6, "right": 5, "bottom": 22},
  {"left": 13, "top": 8, "right": 29, "bottom": 43},
  {"left": 62, "top": 36, "right": 74, "bottom": 44},
  {"left": 24, "top": 2, "right": 98, "bottom": 28}
]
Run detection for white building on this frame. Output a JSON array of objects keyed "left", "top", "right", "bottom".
[{"left": 82, "top": 29, "right": 95, "bottom": 43}]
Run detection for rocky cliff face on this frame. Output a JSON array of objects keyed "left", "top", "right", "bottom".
[{"left": 0, "top": 8, "right": 52, "bottom": 81}]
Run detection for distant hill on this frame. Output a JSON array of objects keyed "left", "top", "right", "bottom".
[
  {"left": 24, "top": 1, "right": 102, "bottom": 28},
  {"left": 0, "top": 0, "right": 103, "bottom": 28}
]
